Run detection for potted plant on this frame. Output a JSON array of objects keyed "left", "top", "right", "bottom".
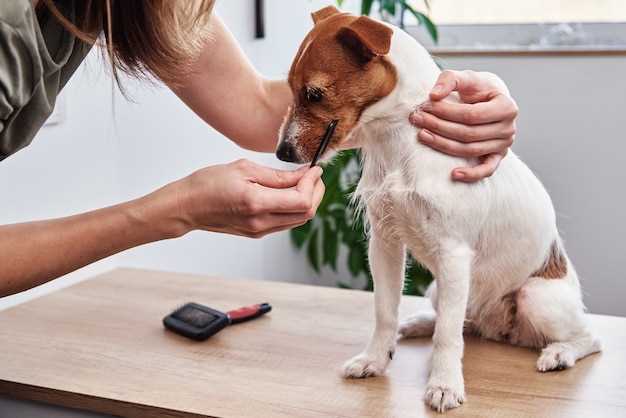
[{"left": 290, "top": 0, "right": 438, "bottom": 295}]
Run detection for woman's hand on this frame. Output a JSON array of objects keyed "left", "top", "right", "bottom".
[
  {"left": 172, "top": 159, "right": 325, "bottom": 238},
  {"left": 0, "top": 159, "right": 323, "bottom": 297},
  {"left": 410, "top": 70, "right": 518, "bottom": 182}
]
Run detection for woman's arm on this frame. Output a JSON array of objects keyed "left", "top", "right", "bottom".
[
  {"left": 0, "top": 160, "right": 324, "bottom": 297},
  {"left": 172, "top": 16, "right": 290, "bottom": 153},
  {"left": 0, "top": 188, "right": 180, "bottom": 296}
]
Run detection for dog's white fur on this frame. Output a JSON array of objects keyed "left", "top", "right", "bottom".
[{"left": 332, "top": 26, "right": 601, "bottom": 412}]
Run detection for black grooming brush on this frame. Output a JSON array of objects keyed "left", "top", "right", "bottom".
[{"left": 164, "top": 302, "right": 271, "bottom": 341}]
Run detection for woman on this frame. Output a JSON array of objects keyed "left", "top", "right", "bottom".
[{"left": 0, "top": 1, "right": 518, "bottom": 297}]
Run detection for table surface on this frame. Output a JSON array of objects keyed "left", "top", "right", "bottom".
[{"left": 0, "top": 268, "right": 624, "bottom": 418}]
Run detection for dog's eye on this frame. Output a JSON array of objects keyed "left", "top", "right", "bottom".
[{"left": 305, "top": 87, "right": 324, "bottom": 103}]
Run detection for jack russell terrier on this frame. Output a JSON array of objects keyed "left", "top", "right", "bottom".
[{"left": 276, "top": 6, "right": 601, "bottom": 412}]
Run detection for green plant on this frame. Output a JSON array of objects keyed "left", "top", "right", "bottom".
[{"left": 290, "top": 0, "right": 437, "bottom": 296}]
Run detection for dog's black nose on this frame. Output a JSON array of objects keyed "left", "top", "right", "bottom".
[{"left": 276, "top": 141, "right": 299, "bottom": 163}]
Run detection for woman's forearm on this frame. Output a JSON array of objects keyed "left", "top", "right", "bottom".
[
  {"left": 0, "top": 183, "right": 186, "bottom": 297},
  {"left": 172, "top": 16, "right": 292, "bottom": 153}
]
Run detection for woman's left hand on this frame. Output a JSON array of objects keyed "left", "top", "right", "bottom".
[{"left": 410, "top": 70, "right": 518, "bottom": 182}]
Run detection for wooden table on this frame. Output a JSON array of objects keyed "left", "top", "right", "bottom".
[{"left": 0, "top": 269, "right": 623, "bottom": 418}]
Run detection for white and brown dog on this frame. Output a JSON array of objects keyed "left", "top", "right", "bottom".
[{"left": 276, "top": 6, "right": 601, "bottom": 412}]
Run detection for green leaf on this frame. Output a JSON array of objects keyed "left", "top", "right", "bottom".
[
  {"left": 336, "top": 0, "right": 345, "bottom": 7},
  {"left": 361, "top": 0, "right": 375, "bottom": 16},
  {"left": 381, "top": 0, "right": 396, "bottom": 16},
  {"left": 403, "top": 256, "right": 434, "bottom": 296},
  {"left": 290, "top": 220, "right": 311, "bottom": 249},
  {"left": 307, "top": 228, "right": 320, "bottom": 273},
  {"left": 322, "top": 219, "right": 339, "bottom": 271},
  {"left": 403, "top": 3, "right": 438, "bottom": 43}
]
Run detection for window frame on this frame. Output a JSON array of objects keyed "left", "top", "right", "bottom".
[{"left": 406, "top": 22, "right": 626, "bottom": 55}]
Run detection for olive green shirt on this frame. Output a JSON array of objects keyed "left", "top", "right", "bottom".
[{"left": 0, "top": 0, "right": 92, "bottom": 161}]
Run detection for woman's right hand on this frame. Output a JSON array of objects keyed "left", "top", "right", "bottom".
[{"left": 169, "top": 159, "right": 325, "bottom": 238}]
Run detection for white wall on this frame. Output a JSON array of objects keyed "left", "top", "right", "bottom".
[
  {"left": 1, "top": 1, "right": 624, "bottom": 315},
  {"left": 0, "top": 53, "right": 121, "bottom": 310}
]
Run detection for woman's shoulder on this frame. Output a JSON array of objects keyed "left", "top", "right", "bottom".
[{"left": 0, "top": 0, "right": 33, "bottom": 30}]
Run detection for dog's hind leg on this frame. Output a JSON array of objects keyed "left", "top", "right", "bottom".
[
  {"left": 399, "top": 310, "right": 436, "bottom": 338},
  {"left": 537, "top": 335, "right": 602, "bottom": 372},
  {"left": 342, "top": 230, "right": 406, "bottom": 378},
  {"left": 399, "top": 282, "right": 437, "bottom": 338},
  {"left": 514, "top": 272, "right": 602, "bottom": 372}
]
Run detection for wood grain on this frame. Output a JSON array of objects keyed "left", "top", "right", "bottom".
[{"left": 0, "top": 268, "right": 623, "bottom": 418}]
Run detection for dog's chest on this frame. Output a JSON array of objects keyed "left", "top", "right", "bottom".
[{"left": 359, "top": 171, "right": 441, "bottom": 267}]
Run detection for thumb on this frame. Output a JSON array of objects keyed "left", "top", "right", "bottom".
[{"left": 252, "top": 164, "right": 309, "bottom": 189}]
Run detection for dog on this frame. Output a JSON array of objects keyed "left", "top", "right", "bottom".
[{"left": 276, "top": 6, "right": 601, "bottom": 412}]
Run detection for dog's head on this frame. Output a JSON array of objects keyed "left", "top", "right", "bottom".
[{"left": 276, "top": 6, "right": 398, "bottom": 164}]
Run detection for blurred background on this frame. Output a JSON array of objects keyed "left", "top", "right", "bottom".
[{"left": 0, "top": 0, "right": 624, "bottom": 315}]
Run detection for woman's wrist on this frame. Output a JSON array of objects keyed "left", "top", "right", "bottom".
[{"left": 128, "top": 181, "right": 193, "bottom": 242}]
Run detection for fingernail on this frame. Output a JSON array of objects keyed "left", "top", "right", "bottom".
[
  {"left": 453, "top": 170, "right": 465, "bottom": 180},
  {"left": 315, "top": 166, "right": 323, "bottom": 175},
  {"left": 410, "top": 112, "right": 424, "bottom": 126},
  {"left": 431, "top": 84, "right": 444, "bottom": 95},
  {"left": 418, "top": 129, "right": 434, "bottom": 143},
  {"left": 419, "top": 102, "right": 432, "bottom": 112}
]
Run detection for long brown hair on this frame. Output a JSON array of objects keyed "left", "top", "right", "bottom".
[{"left": 39, "top": 0, "right": 216, "bottom": 86}]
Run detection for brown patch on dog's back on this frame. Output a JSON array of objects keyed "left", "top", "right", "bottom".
[{"left": 532, "top": 241, "right": 568, "bottom": 279}]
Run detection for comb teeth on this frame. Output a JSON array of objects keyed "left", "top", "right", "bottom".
[{"left": 311, "top": 119, "right": 339, "bottom": 167}]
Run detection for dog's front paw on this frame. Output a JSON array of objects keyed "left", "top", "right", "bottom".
[
  {"left": 341, "top": 352, "right": 390, "bottom": 379},
  {"left": 424, "top": 380, "right": 465, "bottom": 413}
]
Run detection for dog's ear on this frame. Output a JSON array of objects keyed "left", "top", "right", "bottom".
[
  {"left": 311, "top": 6, "right": 341, "bottom": 24},
  {"left": 337, "top": 16, "right": 393, "bottom": 61}
]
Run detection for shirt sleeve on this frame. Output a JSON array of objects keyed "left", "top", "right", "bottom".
[
  {"left": 0, "top": 0, "right": 92, "bottom": 161},
  {"left": 0, "top": 15, "right": 40, "bottom": 159}
]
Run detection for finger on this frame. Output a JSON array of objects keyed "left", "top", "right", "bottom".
[
  {"left": 418, "top": 130, "right": 513, "bottom": 158},
  {"left": 268, "top": 176, "right": 325, "bottom": 217},
  {"left": 253, "top": 167, "right": 323, "bottom": 213},
  {"left": 429, "top": 70, "right": 484, "bottom": 102},
  {"left": 252, "top": 183, "right": 326, "bottom": 236},
  {"left": 416, "top": 94, "right": 518, "bottom": 126},
  {"left": 246, "top": 220, "right": 311, "bottom": 239},
  {"left": 430, "top": 70, "right": 461, "bottom": 101},
  {"left": 228, "top": 217, "right": 308, "bottom": 238},
  {"left": 296, "top": 166, "right": 323, "bottom": 196},
  {"left": 452, "top": 153, "right": 504, "bottom": 183},
  {"left": 412, "top": 110, "right": 516, "bottom": 143},
  {"left": 309, "top": 177, "right": 326, "bottom": 215},
  {"left": 244, "top": 210, "right": 319, "bottom": 238},
  {"left": 246, "top": 161, "right": 308, "bottom": 189}
]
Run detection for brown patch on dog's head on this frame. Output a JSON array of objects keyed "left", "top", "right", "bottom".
[
  {"left": 276, "top": 9, "right": 397, "bottom": 164},
  {"left": 532, "top": 241, "right": 568, "bottom": 279},
  {"left": 311, "top": 5, "right": 341, "bottom": 24}
]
